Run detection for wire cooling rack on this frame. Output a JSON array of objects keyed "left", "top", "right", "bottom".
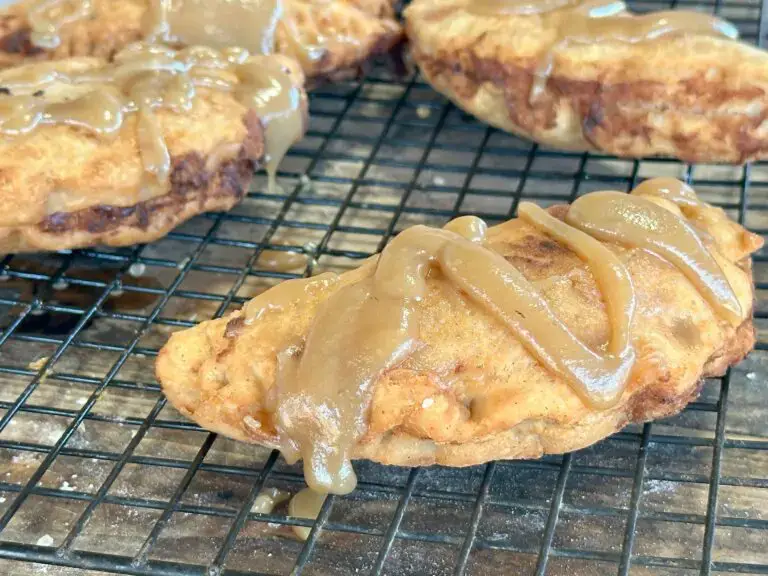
[{"left": 0, "top": 1, "right": 767, "bottom": 574}]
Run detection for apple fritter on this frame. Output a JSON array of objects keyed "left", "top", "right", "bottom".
[
  {"left": 405, "top": 0, "right": 768, "bottom": 163},
  {"left": 156, "top": 178, "right": 762, "bottom": 495}
]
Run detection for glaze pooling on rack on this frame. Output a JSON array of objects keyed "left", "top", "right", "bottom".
[
  {"left": 258, "top": 249, "right": 309, "bottom": 272},
  {"left": 470, "top": 0, "right": 739, "bottom": 101},
  {"left": 288, "top": 487, "right": 327, "bottom": 540},
  {"left": 0, "top": 42, "right": 304, "bottom": 203},
  {"left": 237, "top": 179, "right": 744, "bottom": 528}
]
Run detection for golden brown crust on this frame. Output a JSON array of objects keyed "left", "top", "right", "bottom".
[
  {"left": 155, "top": 200, "right": 764, "bottom": 468},
  {"left": 0, "top": 0, "right": 147, "bottom": 64},
  {"left": 0, "top": 147, "right": 259, "bottom": 253},
  {"left": 404, "top": 0, "right": 768, "bottom": 163},
  {"left": 0, "top": 0, "right": 404, "bottom": 81},
  {"left": 0, "top": 55, "right": 305, "bottom": 254}
]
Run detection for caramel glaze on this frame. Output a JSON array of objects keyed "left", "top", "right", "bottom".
[
  {"left": 252, "top": 487, "right": 290, "bottom": 514},
  {"left": 26, "top": 0, "right": 283, "bottom": 53},
  {"left": 288, "top": 487, "right": 327, "bottom": 540},
  {"left": 258, "top": 248, "right": 308, "bottom": 272},
  {"left": 470, "top": 0, "right": 739, "bottom": 101},
  {"left": 237, "top": 178, "right": 743, "bottom": 528},
  {"left": 143, "top": 0, "right": 283, "bottom": 60},
  {"left": 0, "top": 42, "right": 304, "bottom": 202},
  {"left": 28, "top": 0, "right": 95, "bottom": 49},
  {"left": 567, "top": 191, "right": 743, "bottom": 325},
  {"left": 25, "top": 0, "right": 362, "bottom": 76}
]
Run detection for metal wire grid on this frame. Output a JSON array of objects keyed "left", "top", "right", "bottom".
[{"left": 0, "top": 0, "right": 765, "bottom": 574}]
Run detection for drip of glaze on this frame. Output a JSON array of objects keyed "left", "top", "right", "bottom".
[
  {"left": 515, "top": 201, "right": 636, "bottom": 405},
  {"left": 234, "top": 55, "right": 305, "bottom": 191},
  {"left": 443, "top": 215, "right": 488, "bottom": 243},
  {"left": 566, "top": 191, "right": 742, "bottom": 325},
  {"left": 631, "top": 177, "right": 700, "bottom": 208},
  {"left": 288, "top": 487, "right": 327, "bottom": 540},
  {"left": 268, "top": 222, "right": 486, "bottom": 496},
  {"left": 252, "top": 487, "right": 290, "bottom": 514}
]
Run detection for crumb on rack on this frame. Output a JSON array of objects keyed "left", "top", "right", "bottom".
[
  {"left": 28, "top": 357, "right": 49, "bottom": 371},
  {"left": 36, "top": 534, "right": 54, "bottom": 547},
  {"left": 128, "top": 263, "right": 146, "bottom": 277},
  {"left": 416, "top": 105, "right": 431, "bottom": 119}
]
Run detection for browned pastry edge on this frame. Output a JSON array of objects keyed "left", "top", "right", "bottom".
[
  {"left": 0, "top": 110, "right": 264, "bottom": 254},
  {"left": 156, "top": 226, "right": 759, "bottom": 469},
  {"left": 305, "top": 32, "right": 408, "bottom": 87},
  {"left": 411, "top": 48, "right": 768, "bottom": 164},
  {"left": 0, "top": 22, "right": 405, "bottom": 82},
  {"left": 0, "top": 25, "right": 43, "bottom": 57}
]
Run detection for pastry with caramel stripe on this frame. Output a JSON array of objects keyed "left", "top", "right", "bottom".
[
  {"left": 156, "top": 178, "right": 763, "bottom": 496},
  {"left": 0, "top": 0, "right": 403, "bottom": 82},
  {"left": 0, "top": 44, "right": 307, "bottom": 253},
  {"left": 405, "top": 0, "right": 768, "bottom": 163}
]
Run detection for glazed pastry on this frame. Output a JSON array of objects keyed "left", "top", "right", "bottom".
[
  {"left": 0, "top": 44, "right": 307, "bottom": 253},
  {"left": 405, "top": 0, "right": 768, "bottom": 163},
  {"left": 0, "top": 0, "right": 403, "bottom": 82},
  {"left": 156, "top": 178, "right": 762, "bottom": 498}
]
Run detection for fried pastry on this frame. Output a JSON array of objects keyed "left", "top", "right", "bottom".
[
  {"left": 156, "top": 178, "right": 763, "bottom": 497},
  {"left": 405, "top": 0, "right": 768, "bottom": 163},
  {"left": 0, "top": 43, "right": 307, "bottom": 253},
  {"left": 0, "top": 0, "right": 403, "bottom": 82}
]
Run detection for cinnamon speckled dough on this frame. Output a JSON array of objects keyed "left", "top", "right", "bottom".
[
  {"left": 155, "top": 200, "right": 763, "bottom": 468},
  {"left": 405, "top": 0, "right": 768, "bottom": 163},
  {"left": 0, "top": 0, "right": 403, "bottom": 81},
  {"left": 0, "top": 55, "right": 306, "bottom": 253}
]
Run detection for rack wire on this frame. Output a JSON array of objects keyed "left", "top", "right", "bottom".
[{"left": 0, "top": 0, "right": 767, "bottom": 573}]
